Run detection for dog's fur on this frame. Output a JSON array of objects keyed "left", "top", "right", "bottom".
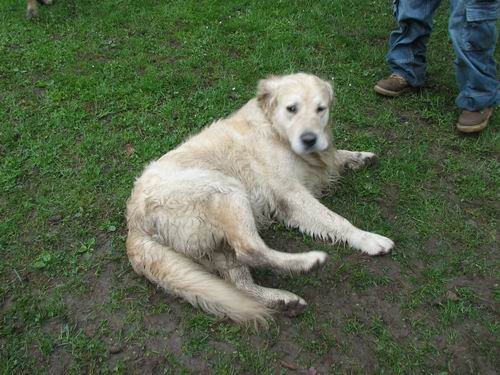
[
  {"left": 26, "top": 0, "right": 53, "bottom": 19},
  {"left": 126, "top": 73, "right": 394, "bottom": 325}
]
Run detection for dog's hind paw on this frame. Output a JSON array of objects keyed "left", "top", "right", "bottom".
[
  {"left": 276, "top": 296, "right": 307, "bottom": 317},
  {"left": 305, "top": 251, "right": 329, "bottom": 271}
]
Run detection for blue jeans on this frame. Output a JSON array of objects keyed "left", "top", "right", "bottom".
[{"left": 387, "top": 0, "right": 500, "bottom": 111}]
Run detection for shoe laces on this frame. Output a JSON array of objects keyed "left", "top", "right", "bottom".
[{"left": 389, "top": 74, "right": 407, "bottom": 84}]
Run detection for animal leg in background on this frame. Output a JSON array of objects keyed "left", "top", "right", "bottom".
[{"left": 27, "top": 0, "right": 53, "bottom": 19}]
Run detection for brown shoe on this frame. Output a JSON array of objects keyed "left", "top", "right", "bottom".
[
  {"left": 456, "top": 107, "right": 493, "bottom": 133},
  {"left": 374, "top": 74, "right": 411, "bottom": 97}
]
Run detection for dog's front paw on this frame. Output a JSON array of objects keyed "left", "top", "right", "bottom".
[
  {"left": 350, "top": 231, "right": 394, "bottom": 256},
  {"left": 359, "top": 152, "right": 378, "bottom": 167},
  {"left": 345, "top": 151, "right": 378, "bottom": 170}
]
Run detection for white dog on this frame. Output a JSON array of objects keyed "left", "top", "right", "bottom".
[{"left": 126, "top": 73, "right": 394, "bottom": 325}]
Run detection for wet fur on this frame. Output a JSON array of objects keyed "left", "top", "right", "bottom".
[{"left": 126, "top": 73, "right": 394, "bottom": 325}]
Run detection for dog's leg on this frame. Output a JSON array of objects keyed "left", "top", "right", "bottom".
[
  {"left": 215, "top": 192, "right": 328, "bottom": 273},
  {"left": 26, "top": 0, "right": 38, "bottom": 18},
  {"left": 229, "top": 265, "right": 307, "bottom": 317},
  {"left": 206, "top": 252, "right": 307, "bottom": 316},
  {"left": 27, "top": 0, "right": 53, "bottom": 19},
  {"left": 277, "top": 187, "right": 394, "bottom": 256},
  {"left": 335, "top": 149, "right": 378, "bottom": 171}
]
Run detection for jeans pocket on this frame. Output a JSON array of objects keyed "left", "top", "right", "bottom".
[{"left": 463, "top": 2, "right": 498, "bottom": 51}]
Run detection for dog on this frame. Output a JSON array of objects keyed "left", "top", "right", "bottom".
[
  {"left": 26, "top": 0, "right": 53, "bottom": 19},
  {"left": 126, "top": 73, "right": 394, "bottom": 325}
]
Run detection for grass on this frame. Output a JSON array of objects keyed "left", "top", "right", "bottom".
[{"left": 1, "top": 0, "right": 499, "bottom": 373}]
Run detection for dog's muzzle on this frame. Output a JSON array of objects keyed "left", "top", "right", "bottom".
[{"left": 300, "top": 132, "right": 317, "bottom": 149}]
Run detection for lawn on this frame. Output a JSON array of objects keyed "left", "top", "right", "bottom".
[{"left": 0, "top": 0, "right": 499, "bottom": 373}]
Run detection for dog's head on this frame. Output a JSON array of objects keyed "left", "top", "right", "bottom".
[{"left": 257, "top": 73, "right": 335, "bottom": 155}]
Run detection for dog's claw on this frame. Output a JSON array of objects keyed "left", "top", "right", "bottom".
[{"left": 277, "top": 297, "right": 307, "bottom": 317}]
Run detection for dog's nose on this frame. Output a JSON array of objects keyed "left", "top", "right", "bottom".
[{"left": 300, "top": 132, "right": 317, "bottom": 148}]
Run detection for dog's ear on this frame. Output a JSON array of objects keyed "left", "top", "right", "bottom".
[
  {"left": 257, "top": 76, "right": 280, "bottom": 115},
  {"left": 321, "top": 79, "right": 335, "bottom": 106}
]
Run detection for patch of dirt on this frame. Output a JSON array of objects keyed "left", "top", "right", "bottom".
[
  {"left": 65, "top": 262, "right": 124, "bottom": 333},
  {"left": 421, "top": 236, "right": 446, "bottom": 255},
  {"left": 446, "top": 276, "right": 499, "bottom": 314},
  {"left": 0, "top": 295, "right": 15, "bottom": 314},
  {"left": 142, "top": 294, "right": 182, "bottom": 334},
  {"left": 45, "top": 208, "right": 497, "bottom": 374},
  {"left": 33, "top": 87, "right": 47, "bottom": 97},
  {"left": 41, "top": 317, "right": 64, "bottom": 336},
  {"left": 256, "top": 227, "right": 497, "bottom": 373},
  {"left": 124, "top": 143, "right": 135, "bottom": 157},
  {"left": 150, "top": 54, "right": 179, "bottom": 65},
  {"left": 365, "top": 255, "right": 401, "bottom": 279},
  {"left": 60, "top": 234, "right": 214, "bottom": 373},
  {"left": 377, "top": 183, "right": 400, "bottom": 220},
  {"left": 238, "top": 234, "right": 407, "bottom": 372},
  {"left": 136, "top": 66, "right": 146, "bottom": 76},
  {"left": 395, "top": 109, "right": 434, "bottom": 130},
  {"left": 165, "top": 39, "right": 182, "bottom": 49},
  {"left": 48, "top": 347, "right": 73, "bottom": 375},
  {"left": 228, "top": 47, "right": 241, "bottom": 59},
  {"left": 65, "top": 236, "right": 123, "bottom": 331},
  {"left": 425, "top": 321, "right": 498, "bottom": 373}
]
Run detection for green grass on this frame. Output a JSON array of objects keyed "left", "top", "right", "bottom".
[{"left": 1, "top": 0, "right": 499, "bottom": 373}]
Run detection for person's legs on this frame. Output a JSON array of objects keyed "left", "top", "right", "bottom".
[
  {"left": 386, "top": 0, "right": 443, "bottom": 87},
  {"left": 449, "top": 0, "right": 499, "bottom": 126}
]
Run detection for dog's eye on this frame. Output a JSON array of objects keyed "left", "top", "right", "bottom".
[
  {"left": 317, "top": 106, "right": 326, "bottom": 113},
  {"left": 286, "top": 105, "right": 297, "bottom": 114}
]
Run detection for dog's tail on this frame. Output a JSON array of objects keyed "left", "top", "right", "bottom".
[{"left": 126, "top": 231, "right": 272, "bottom": 326}]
